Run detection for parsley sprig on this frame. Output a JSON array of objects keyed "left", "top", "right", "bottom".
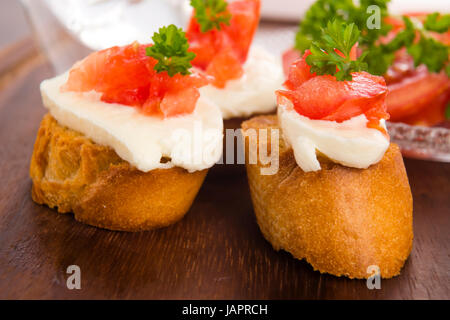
[
  {"left": 424, "top": 13, "right": 450, "bottom": 33},
  {"left": 295, "top": 0, "right": 450, "bottom": 77},
  {"left": 306, "top": 21, "right": 368, "bottom": 81},
  {"left": 190, "top": 0, "right": 232, "bottom": 32},
  {"left": 366, "top": 15, "right": 450, "bottom": 75},
  {"left": 295, "top": 0, "right": 391, "bottom": 53},
  {"left": 146, "top": 25, "right": 196, "bottom": 76}
]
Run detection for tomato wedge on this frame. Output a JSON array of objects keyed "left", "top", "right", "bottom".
[
  {"left": 186, "top": 0, "right": 260, "bottom": 88},
  {"left": 386, "top": 66, "right": 449, "bottom": 123},
  {"left": 63, "top": 43, "right": 209, "bottom": 117}
]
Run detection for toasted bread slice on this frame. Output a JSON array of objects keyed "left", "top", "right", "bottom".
[
  {"left": 30, "top": 114, "right": 207, "bottom": 231},
  {"left": 242, "top": 115, "right": 413, "bottom": 279}
]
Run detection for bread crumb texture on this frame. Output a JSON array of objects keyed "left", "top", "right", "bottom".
[
  {"left": 30, "top": 114, "right": 207, "bottom": 231},
  {"left": 242, "top": 115, "right": 413, "bottom": 279}
]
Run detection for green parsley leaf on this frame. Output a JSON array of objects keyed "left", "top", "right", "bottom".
[
  {"left": 306, "top": 20, "right": 368, "bottom": 81},
  {"left": 190, "top": 0, "right": 231, "bottom": 32},
  {"left": 294, "top": 0, "right": 356, "bottom": 52},
  {"left": 365, "top": 16, "right": 415, "bottom": 75},
  {"left": 364, "top": 46, "right": 395, "bottom": 76},
  {"left": 357, "top": 0, "right": 392, "bottom": 47},
  {"left": 383, "top": 16, "right": 416, "bottom": 52},
  {"left": 367, "top": 16, "right": 449, "bottom": 75},
  {"left": 408, "top": 35, "right": 449, "bottom": 73},
  {"left": 146, "top": 25, "right": 196, "bottom": 77},
  {"left": 294, "top": 0, "right": 449, "bottom": 76},
  {"left": 424, "top": 12, "right": 450, "bottom": 33},
  {"left": 294, "top": 0, "right": 391, "bottom": 52}
]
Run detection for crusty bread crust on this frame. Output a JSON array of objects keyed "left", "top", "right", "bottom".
[
  {"left": 30, "top": 114, "right": 207, "bottom": 231},
  {"left": 242, "top": 115, "right": 413, "bottom": 279}
]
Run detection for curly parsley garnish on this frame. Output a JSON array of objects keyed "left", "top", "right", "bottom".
[
  {"left": 295, "top": 0, "right": 450, "bottom": 76},
  {"left": 306, "top": 21, "right": 368, "bottom": 81},
  {"left": 424, "top": 13, "right": 450, "bottom": 33},
  {"left": 190, "top": 0, "right": 232, "bottom": 32},
  {"left": 366, "top": 15, "right": 450, "bottom": 76},
  {"left": 295, "top": 0, "right": 391, "bottom": 53},
  {"left": 146, "top": 25, "right": 196, "bottom": 77}
]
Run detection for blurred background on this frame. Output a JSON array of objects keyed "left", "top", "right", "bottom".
[{"left": 1, "top": 0, "right": 448, "bottom": 74}]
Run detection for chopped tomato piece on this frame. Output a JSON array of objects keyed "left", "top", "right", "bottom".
[
  {"left": 277, "top": 52, "right": 389, "bottom": 133},
  {"left": 62, "top": 43, "right": 209, "bottom": 117},
  {"left": 186, "top": 0, "right": 260, "bottom": 87},
  {"left": 282, "top": 48, "right": 301, "bottom": 76},
  {"left": 206, "top": 49, "right": 244, "bottom": 88},
  {"left": 159, "top": 87, "right": 199, "bottom": 117},
  {"left": 283, "top": 50, "right": 315, "bottom": 90}
]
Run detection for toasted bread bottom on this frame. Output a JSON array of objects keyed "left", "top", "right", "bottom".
[
  {"left": 30, "top": 114, "right": 207, "bottom": 231},
  {"left": 242, "top": 115, "right": 413, "bottom": 279}
]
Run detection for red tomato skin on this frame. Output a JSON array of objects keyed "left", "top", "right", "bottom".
[
  {"left": 283, "top": 50, "right": 315, "bottom": 90},
  {"left": 284, "top": 18, "right": 449, "bottom": 127},
  {"left": 399, "top": 89, "right": 449, "bottom": 126},
  {"left": 186, "top": 0, "right": 260, "bottom": 87},
  {"left": 381, "top": 13, "right": 450, "bottom": 125},
  {"left": 282, "top": 48, "right": 301, "bottom": 77},
  {"left": 277, "top": 53, "right": 389, "bottom": 132},
  {"left": 63, "top": 43, "right": 209, "bottom": 117},
  {"left": 206, "top": 49, "right": 244, "bottom": 88},
  {"left": 386, "top": 69, "right": 449, "bottom": 122}
]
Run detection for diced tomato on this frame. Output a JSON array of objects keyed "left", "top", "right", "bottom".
[
  {"left": 206, "top": 49, "right": 244, "bottom": 88},
  {"left": 159, "top": 87, "right": 199, "bottom": 117},
  {"left": 283, "top": 50, "right": 315, "bottom": 90},
  {"left": 277, "top": 53, "right": 389, "bottom": 133},
  {"left": 186, "top": 0, "right": 260, "bottom": 87},
  {"left": 282, "top": 48, "right": 301, "bottom": 76},
  {"left": 224, "top": 0, "right": 260, "bottom": 62},
  {"left": 62, "top": 42, "right": 209, "bottom": 117},
  {"left": 64, "top": 43, "right": 153, "bottom": 103}
]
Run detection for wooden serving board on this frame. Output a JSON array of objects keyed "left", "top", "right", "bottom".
[{"left": 0, "top": 44, "right": 449, "bottom": 300}]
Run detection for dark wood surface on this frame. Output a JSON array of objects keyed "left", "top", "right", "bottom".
[{"left": 0, "top": 42, "right": 449, "bottom": 300}]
